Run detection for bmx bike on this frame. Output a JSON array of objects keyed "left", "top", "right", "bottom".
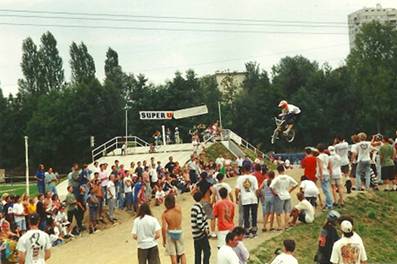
[{"left": 271, "top": 117, "right": 296, "bottom": 144}]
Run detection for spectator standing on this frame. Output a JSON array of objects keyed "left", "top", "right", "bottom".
[
  {"left": 70, "top": 163, "right": 81, "bottom": 199},
  {"left": 194, "top": 172, "right": 216, "bottom": 238},
  {"left": 132, "top": 203, "right": 161, "bottom": 264},
  {"left": 328, "top": 146, "right": 344, "bottom": 207},
  {"left": 252, "top": 163, "right": 266, "bottom": 188},
  {"left": 317, "top": 144, "right": 333, "bottom": 210},
  {"left": 217, "top": 232, "right": 240, "bottom": 264},
  {"left": 16, "top": 214, "right": 51, "bottom": 264},
  {"left": 353, "top": 133, "right": 377, "bottom": 190},
  {"left": 165, "top": 156, "right": 176, "bottom": 174},
  {"left": 235, "top": 162, "right": 259, "bottom": 237},
  {"left": 13, "top": 195, "right": 27, "bottom": 232},
  {"left": 330, "top": 221, "right": 367, "bottom": 264},
  {"left": 45, "top": 168, "right": 58, "bottom": 195},
  {"left": 191, "top": 191, "right": 211, "bottom": 264},
  {"left": 314, "top": 210, "right": 340, "bottom": 264},
  {"left": 213, "top": 173, "right": 233, "bottom": 202},
  {"left": 379, "top": 137, "right": 396, "bottom": 191},
  {"left": 36, "top": 164, "right": 46, "bottom": 195},
  {"left": 107, "top": 174, "right": 117, "bottom": 222},
  {"left": 259, "top": 171, "right": 275, "bottom": 232},
  {"left": 65, "top": 186, "right": 78, "bottom": 237},
  {"left": 334, "top": 136, "right": 350, "bottom": 184},
  {"left": 213, "top": 188, "right": 235, "bottom": 248},
  {"left": 270, "top": 240, "right": 298, "bottom": 264},
  {"left": 161, "top": 194, "right": 186, "bottom": 264},
  {"left": 232, "top": 227, "right": 250, "bottom": 264},
  {"left": 301, "top": 147, "right": 317, "bottom": 182},
  {"left": 270, "top": 165, "right": 298, "bottom": 230}
]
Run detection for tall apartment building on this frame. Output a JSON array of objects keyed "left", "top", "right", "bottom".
[{"left": 348, "top": 3, "right": 397, "bottom": 49}]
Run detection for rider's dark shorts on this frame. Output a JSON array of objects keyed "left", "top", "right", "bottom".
[{"left": 284, "top": 112, "right": 300, "bottom": 125}]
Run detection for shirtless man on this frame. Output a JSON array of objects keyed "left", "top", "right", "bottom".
[{"left": 161, "top": 194, "right": 186, "bottom": 264}]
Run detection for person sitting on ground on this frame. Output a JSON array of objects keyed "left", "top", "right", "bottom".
[
  {"left": 330, "top": 220, "right": 368, "bottom": 264},
  {"left": 270, "top": 239, "right": 298, "bottom": 264},
  {"left": 217, "top": 231, "right": 240, "bottom": 264},
  {"left": 289, "top": 192, "right": 315, "bottom": 226},
  {"left": 161, "top": 194, "right": 186, "bottom": 264},
  {"left": 232, "top": 226, "right": 249, "bottom": 264},
  {"left": 314, "top": 210, "right": 340, "bottom": 264}
]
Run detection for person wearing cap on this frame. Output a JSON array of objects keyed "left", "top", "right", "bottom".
[
  {"left": 235, "top": 161, "right": 259, "bottom": 237},
  {"left": 314, "top": 210, "right": 340, "bottom": 264},
  {"left": 17, "top": 213, "right": 52, "bottom": 264},
  {"left": 328, "top": 146, "right": 344, "bottom": 207},
  {"left": 277, "top": 100, "right": 301, "bottom": 135},
  {"left": 330, "top": 220, "right": 367, "bottom": 264}
]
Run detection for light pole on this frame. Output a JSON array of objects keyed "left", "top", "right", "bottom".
[
  {"left": 218, "top": 101, "right": 223, "bottom": 129},
  {"left": 124, "top": 99, "right": 133, "bottom": 155},
  {"left": 24, "top": 136, "right": 30, "bottom": 195}
]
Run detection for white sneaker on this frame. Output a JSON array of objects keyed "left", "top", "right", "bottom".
[{"left": 210, "top": 233, "right": 217, "bottom": 238}]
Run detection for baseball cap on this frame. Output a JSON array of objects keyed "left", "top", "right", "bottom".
[
  {"left": 341, "top": 220, "right": 353, "bottom": 233},
  {"left": 328, "top": 146, "right": 336, "bottom": 154},
  {"left": 327, "top": 210, "right": 341, "bottom": 222}
]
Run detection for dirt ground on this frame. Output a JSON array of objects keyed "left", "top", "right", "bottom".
[{"left": 48, "top": 168, "right": 306, "bottom": 264}]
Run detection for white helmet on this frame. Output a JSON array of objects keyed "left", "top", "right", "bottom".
[{"left": 278, "top": 100, "right": 288, "bottom": 108}]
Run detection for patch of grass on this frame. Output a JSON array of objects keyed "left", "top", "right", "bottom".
[
  {"left": 0, "top": 183, "right": 38, "bottom": 196},
  {"left": 201, "top": 142, "right": 235, "bottom": 162},
  {"left": 249, "top": 192, "right": 397, "bottom": 264}
]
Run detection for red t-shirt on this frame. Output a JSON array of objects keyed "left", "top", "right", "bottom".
[
  {"left": 213, "top": 199, "right": 235, "bottom": 231},
  {"left": 253, "top": 171, "right": 266, "bottom": 187},
  {"left": 301, "top": 156, "right": 317, "bottom": 181}
]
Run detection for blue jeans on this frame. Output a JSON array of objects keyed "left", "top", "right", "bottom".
[
  {"left": 37, "top": 183, "right": 45, "bottom": 194},
  {"left": 125, "top": 192, "right": 133, "bottom": 209},
  {"left": 356, "top": 161, "right": 371, "bottom": 190},
  {"left": 321, "top": 177, "right": 333, "bottom": 209}
]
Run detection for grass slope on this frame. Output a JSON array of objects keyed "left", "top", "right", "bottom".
[
  {"left": 0, "top": 183, "right": 38, "bottom": 196},
  {"left": 201, "top": 142, "right": 236, "bottom": 162},
  {"left": 249, "top": 192, "right": 397, "bottom": 264}
]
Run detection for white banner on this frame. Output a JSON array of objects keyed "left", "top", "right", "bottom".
[
  {"left": 229, "top": 130, "right": 242, "bottom": 145},
  {"left": 139, "top": 111, "right": 174, "bottom": 120},
  {"left": 173, "top": 105, "right": 208, "bottom": 119}
]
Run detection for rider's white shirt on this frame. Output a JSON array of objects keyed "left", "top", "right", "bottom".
[{"left": 287, "top": 104, "right": 301, "bottom": 114}]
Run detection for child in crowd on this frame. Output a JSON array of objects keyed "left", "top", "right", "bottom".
[{"left": 259, "top": 171, "right": 275, "bottom": 232}]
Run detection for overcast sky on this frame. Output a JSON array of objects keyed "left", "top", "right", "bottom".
[{"left": 0, "top": 0, "right": 396, "bottom": 95}]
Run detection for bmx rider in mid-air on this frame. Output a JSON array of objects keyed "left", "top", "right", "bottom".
[{"left": 277, "top": 100, "right": 301, "bottom": 136}]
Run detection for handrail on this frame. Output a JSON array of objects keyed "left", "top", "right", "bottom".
[
  {"left": 92, "top": 136, "right": 150, "bottom": 161},
  {"left": 221, "top": 129, "right": 266, "bottom": 159}
]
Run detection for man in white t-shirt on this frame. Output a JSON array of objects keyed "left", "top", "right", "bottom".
[
  {"left": 299, "top": 176, "right": 320, "bottom": 207},
  {"left": 334, "top": 137, "right": 350, "bottom": 177},
  {"left": 270, "top": 165, "right": 298, "bottom": 230},
  {"left": 217, "top": 231, "right": 240, "bottom": 264},
  {"left": 149, "top": 164, "right": 158, "bottom": 188},
  {"left": 213, "top": 173, "right": 233, "bottom": 202},
  {"left": 328, "top": 146, "right": 344, "bottom": 207},
  {"left": 107, "top": 174, "right": 117, "bottom": 222},
  {"left": 353, "top": 132, "right": 377, "bottom": 191},
  {"left": 235, "top": 163, "right": 259, "bottom": 237},
  {"left": 132, "top": 203, "right": 161, "bottom": 264},
  {"left": 330, "top": 220, "right": 368, "bottom": 264},
  {"left": 290, "top": 192, "right": 315, "bottom": 225},
  {"left": 270, "top": 239, "right": 298, "bottom": 264},
  {"left": 17, "top": 214, "right": 51, "bottom": 264}
]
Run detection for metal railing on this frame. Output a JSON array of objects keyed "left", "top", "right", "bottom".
[
  {"left": 221, "top": 129, "right": 266, "bottom": 159},
  {"left": 91, "top": 136, "right": 150, "bottom": 161}
]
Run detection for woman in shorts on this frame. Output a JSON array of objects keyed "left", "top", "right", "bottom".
[{"left": 259, "top": 171, "right": 275, "bottom": 232}]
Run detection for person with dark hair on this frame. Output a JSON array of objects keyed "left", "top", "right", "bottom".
[
  {"left": 132, "top": 203, "right": 161, "bottom": 264},
  {"left": 301, "top": 147, "right": 317, "bottom": 182},
  {"left": 191, "top": 191, "right": 211, "bottom": 264},
  {"left": 259, "top": 171, "right": 275, "bottom": 232},
  {"left": 36, "top": 164, "right": 46, "bottom": 194},
  {"left": 161, "top": 194, "right": 186, "bottom": 264},
  {"left": 317, "top": 143, "right": 334, "bottom": 210},
  {"left": 213, "top": 187, "right": 235, "bottom": 249},
  {"left": 270, "top": 165, "right": 298, "bottom": 230},
  {"left": 232, "top": 226, "right": 249, "bottom": 264},
  {"left": 300, "top": 175, "right": 320, "bottom": 207},
  {"left": 314, "top": 210, "right": 340, "bottom": 264},
  {"left": 270, "top": 239, "right": 298, "bottom": 264},
  {"left": 193, "top": 171, "right": 216, "bottom": 238},
  {"left": 289, "top": 192, "right": 315, "bottom": 226},
  {"left": 330, "top": 221, "right": 367, "bottom": 264},
  {"left": 16, "top": 213, "right": 51, "bottom": 264},
  {"left": 213, "top": 173, "right": 234, "bottom": 202},
  {"left": 235, "top": 161, "right": 259, "bottom": 237},
  {"left": 217, "top": 231, "right": 240, "bottom": 264}
]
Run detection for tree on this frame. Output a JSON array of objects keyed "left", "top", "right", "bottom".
[
  {"left": 105, "top": 48, "right": 123, "bottom": 82},
  {"left": 38, "top": 31, "right": 64, "bottom": 92},
  {"left": 70, "top": 42, "right": 96, "bottom": 83},
  {"left": 18, "top": 38, "right": 40, "bottom": 95},
  {"left": 347, "top": 21, "right": 397, "bottom": 134}
]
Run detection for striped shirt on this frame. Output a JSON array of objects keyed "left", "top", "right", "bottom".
[{"left": 191, "top": 202, "right": 209, "bottom": 240}]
